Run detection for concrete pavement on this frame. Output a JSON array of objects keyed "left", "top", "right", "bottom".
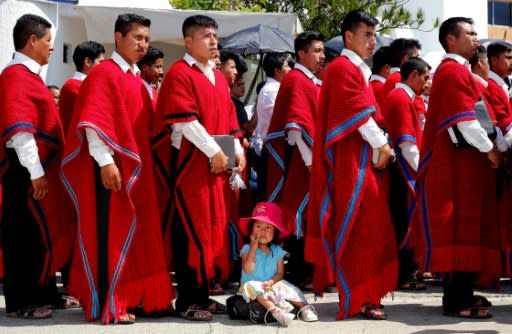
[{"left": 1, "top": 282, "right": 511, "bottom": 333}]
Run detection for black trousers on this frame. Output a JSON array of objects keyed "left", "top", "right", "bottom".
[
  {"left": 283, "top": 237, "right": 313, "bottom": 287},
  {"left": 442, "top": 272, "right": 478, "bottom": 312},
  {"left": 388, "top": 163, "right": 418, "bottom": 285},
  {"left": 2, "top": 149, "right": 58, "bottom": 313},
  {"left": 172, "top": 191, "right": 210, "bottom": 313},
  {"left": 95, "top": 164, "right": 111, "bottom": 314}
]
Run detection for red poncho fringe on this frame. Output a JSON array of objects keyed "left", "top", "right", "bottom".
[
  {"left": 307, "top": 56, "right": 398, "bottom": 320},
  {"left": 152, "top": 60, "right": 241, "bottom": 283},
  {"left": 0, "top": 64, "right": 74, "bottom": 282},
  {"left": 61, "top": 60, "right": 173, "bottom": 323}
]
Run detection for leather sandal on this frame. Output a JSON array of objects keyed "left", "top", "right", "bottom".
[
  {"left": 360, "top": 304, "right": 386, "bottom": 320},
  {"left": 180, "top": 304, "right": 212, "bottom": 321},
  {"left": 443, "top": 307, "right": 492, "bottom": 319},
  {"left": 7, "top": 306, "right": 52, "bottom": 319}
]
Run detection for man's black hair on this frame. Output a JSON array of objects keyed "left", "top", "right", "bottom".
[
  {"left": 340, "top": 8, "right": 379, "bottom": 44},
  {"left": 470, "top": 45, "right": 487, "bottom": 68},
  {"left": 372, "top": 46, "right": 390, "bottom": 74},
  {"left": 73, "top": 41, "right": 105, "bottom": 72},
  {"left": 262, "top": 52, "right": 289, "bottom": 78},
  {"left": 220, "top": 51, "right": 248, "bottom": 74},
  {"left": 438, "top": 17, "right": 474, "bottom": 52},
  {"left": 182, "top": 15, "right": 218, "bottom": 38},
  {"left": 400, "top": 57, "right": 430, "bottom": 81},
  {"left": 388, "top": 38, "right": 422, "bottom": 67},
  {"left": 294, "top": 31, "right": 324, "bottom": 62},
  {"left": 137, "top": 46, "right": 164, "bottom": 68},
  {"left": 13, "top": 14, "right": 52, "bottom": 51},
  {"left": 487, "top": 41, "right": 512, "bottom": 66},
  {"left": 114, "top": 13, "right": 151, "bottom": 36}
]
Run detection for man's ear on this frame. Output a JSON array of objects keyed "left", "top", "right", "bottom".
[
  {"left": 184, "top": 35, "right": 192, "bottom": 50},
  {"left": 28, "top": 34, "right": 37, "bottom": 48}
]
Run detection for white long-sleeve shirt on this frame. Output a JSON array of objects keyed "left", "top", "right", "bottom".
[
  {"left": 444, "top": 54, "right": 493, "bottom": 153},
  {"left": 170, "top": 53, "right": 243, "bottom": 157},
  {"left": 86, "top": 51, "right": 140, "bottom": 166},
  {"left": 341, "top": 48, "right": 388, "bottom": 149},
  {"left": 4, "top": 52, "right": 44, "bottom": 180},
  {"left": 283, "top": 63, "right": 322, "bottom": 167},
  {"left": 393, "top": 83, "right": 420, "bottom": 171}
]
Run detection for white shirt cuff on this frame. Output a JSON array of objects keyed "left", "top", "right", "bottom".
[
  {"left": 504, "top": 127, "right": 512, "bottom": 148},
  {"left": 175, "top": 121, "right": 221, "bottom": 158},
  {"left": 85, "top": 128, "right": 115, "bottom": 167},
  {"left": 287, "top": 130, "right": 312, "bottom": 166},
  {"left": 458, "top": 120, "right": 494, "bottom": 153},
  {"left": 398, "top": 142, "right": 419, "bottom": 172},
  {"left": 357, "top": 117, "right": 387, "bottom": 149},
  {"left": 235, "top": 138, "right": 244, "bottom": 156},
  {"left": 6, "top": 132, "right": 45, "bottom": 180}
]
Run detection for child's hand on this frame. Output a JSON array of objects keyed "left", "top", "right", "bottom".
[
  {"left": 262, "top": 279, "right": 274, "bottom": 291},
  {"left": 250, "top": 233, "right": 259, "bottom": 248}
]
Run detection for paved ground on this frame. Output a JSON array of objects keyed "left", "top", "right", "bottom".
[{"left": 1, "top": 281, "right": 511, "bottom": 334}]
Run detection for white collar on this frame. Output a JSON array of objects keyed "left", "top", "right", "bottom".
[
  {"left": 369, "top": 74, "right": 386, "bottom": 83},
  {"left": 111, "top": 51, "right": 140, "bottom": 75},
  {"left": 294, "top": 63, "right": 322, "bottom": 86},
  {"left": 472, "top": 73, "right": 488, "bottom": 88},
  {"left": 390, "top": 67, "right": 401, "bottom": 74},
  {"left": 488, "top": 70, "right": 508, "bottom": 92},
  {"left": 394, "top": 82, "right": 415, "bottom": 101},
  {"left": 183, "top": 53, "right": 216, "bottom": 71},
  {"left": 5, "top": 51, "right": 42, "bottom": 75},
  {"left": 142, "top": 79, "right": 153, "bottom": 99},
  {"left": 72, "top": 71, "right": 87, "bottom": 81},
  {"left": 443, "top": 53, "right": 470, "bottom": 71},
  {"left": 341, "top": 48, "right": 372, "bottom": 84}
]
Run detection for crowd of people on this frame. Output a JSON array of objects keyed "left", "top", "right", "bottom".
[{"left": 0, "top": 7, "right": 511, "bottom": 327}]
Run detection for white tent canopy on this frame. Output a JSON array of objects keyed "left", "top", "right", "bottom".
[{"left": 61, "top": 3, "right": 302, "bottom": 45}]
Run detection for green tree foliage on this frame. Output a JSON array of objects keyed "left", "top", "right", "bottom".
[{"left": 170, "top": 0, "right": 439, "bottom": 39}]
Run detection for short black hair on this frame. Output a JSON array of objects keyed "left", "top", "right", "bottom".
[
  {"left": 372, "top": 46, "right": 390, "bottom": 74},
  {"left": 340, "top": 8, "right": 379, "bottom": 44},
  {"left": 47, "top": 85, "right": 59, "bottom": 90},
  {"left": 294, "top": 31, "right": 324, "bottom": 62},
  {"left": 487, "top": 41, "right": 512, "bottom": 65},
  {"left": 263, "top": 52, "right": 289, "bottom": 78},
  {"left": 182, "top": 15, "right": 218, "bottom": 38},
  {"left": 388, "top": 38, "right": 422, "bottom": 67},
  {"left": 13, "top": 14, "right": 52, "bottom": 51},
  {"left": 137, "top": 46, "right": 164, "bottom": 68},
  {"left": 73, "top": 41, "right": 105, "bottom": 72},
  {"left": 439, "top": 17, "right": 473, "bottom": 52},
  {"left": 114, "top": 13, "right": 151, "bottom": 36},
  {"left": 400, "top": 57, "right": 430, "bottom": 81},
  {"left": 470, "top": 45, "right": 487, "bottom": 68},
  {"left": 220, "top": 51, "right": 248, "bottom": 75}
]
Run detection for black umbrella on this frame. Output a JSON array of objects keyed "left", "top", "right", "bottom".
[
  {"left": 324, "top": 35, "right": 394, "bottom": 54},
  {"left": 219, "top": 24, "right": 295, "bottom": 104},
  {"left": 219, "top": 24, "right": 295, "bottom": 56}
]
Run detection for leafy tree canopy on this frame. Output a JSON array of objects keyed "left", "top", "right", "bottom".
[{"left": 170, "top": 0, "right": 439, "bottom": 39}]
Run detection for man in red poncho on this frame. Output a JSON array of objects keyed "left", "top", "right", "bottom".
[
  {"left": 0, "top": 14, "right": 74, "bottom": 319},
  {"left": 59, "top": 41, "right": 105, "bottom": 135},
  {"left": 307, "top": 9, "right": 398, "bottom": 320},
  {"left": 152, "top": 15, "right": 245, "bottom": 321},
  {"left": 369, "top": 46, "right": 390, "bottom": 109},
  {"left": 61, "top": 13, "right": 173, "bottom": 324},
  {"left": 414, "top": 17, "right": 501, "bottom": 319},
  {"left": 381, "top": 57, "right": 430, "bottom": 291},
  {"left": 265, "top": 31, "right": 324, "bottom": 289}
]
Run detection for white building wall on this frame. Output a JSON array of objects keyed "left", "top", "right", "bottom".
[{"left": 400, "top": 0, "right": 488, "bottom": 69}]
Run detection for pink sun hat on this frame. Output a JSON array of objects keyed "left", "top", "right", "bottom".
[{"left": 239, "top": 202, "right": 290, "bottom": 239}]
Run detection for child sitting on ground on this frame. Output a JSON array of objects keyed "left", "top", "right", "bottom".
[{"left": 239, "top": 202, "right": 318, "bottom": 326}]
